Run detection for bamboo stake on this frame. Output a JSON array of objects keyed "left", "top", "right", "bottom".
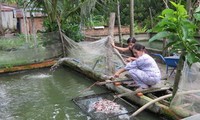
[
  {"left": 79, "top": 81, "right": 99, "bottom": 94},
  {"left": 79, "top": 79, "right": 133, "bottom": 94},
  {"left": 95, "top": 79, "right": 133, "bottom": 85}
]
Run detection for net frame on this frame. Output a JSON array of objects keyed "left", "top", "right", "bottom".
[{"left": 72, "top": 92, "right": 136, "bottom": 119}]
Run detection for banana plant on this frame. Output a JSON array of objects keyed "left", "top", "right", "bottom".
[{"left": 149, "top": 1, "right": 200, "bottom": 97}]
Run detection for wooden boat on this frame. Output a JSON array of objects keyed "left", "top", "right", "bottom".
[
  {"left": 0, "top": 59, "right": 57, "bottom": 74},
  {"left": 61, "top": 57, "right": 183, "bottom": 120}
]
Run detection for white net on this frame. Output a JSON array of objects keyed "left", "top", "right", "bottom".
[
  {"left": 0, "top": 32, "right": 62, "bottom": 68},
  {"left": 62, "top": 33, "right": 125, "bottom": 76},
  {"left": 170, "top": 61, "right": 200, "bottom": 117}
]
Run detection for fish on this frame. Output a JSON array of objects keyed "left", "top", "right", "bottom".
[{"left": 89, "top": 99, "right": 127, "bottom": 114}]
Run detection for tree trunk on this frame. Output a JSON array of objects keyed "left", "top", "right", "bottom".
[
  {"left": 149, "top": 7, "right": 153, "bottom": 29},
  {"left": 186, "top": 0, "right": 192, "bottom": 19},
  {"left": 56, "top": 18, "right": 66, "bottom": 57},
  {"left": 172, "top": 51, "right": 185, "bottom": 98},
  {"left": 130, "top": 0, "right": 134, "bottom": 37},
  {"left": 117, "top": 0, "right": 122, "bottom": 47},
  {"left": 162, "top": 38, "right": 167, "bottom": 56}
]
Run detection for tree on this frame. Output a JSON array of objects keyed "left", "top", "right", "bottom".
[
  {"left": 149, "top": 1, "right": 200, "bottom": 97},
  {"left": 130, "top": 0, "right": 134, "bottom": 37}
]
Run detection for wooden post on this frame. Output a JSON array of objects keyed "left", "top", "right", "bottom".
[
  {"left": 107, "top": 13, "right": 116, "bottom": 75},
  {"left": 108, "top": 13, "right": 115, "bottom": 39},
  {"left": 117, "top": 0, "right": 123, "bottom": 47}
]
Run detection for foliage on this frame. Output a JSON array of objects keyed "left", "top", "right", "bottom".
[
  {"left": 149, "top": 1, "right": 200, "bottom": 65},
  {"left": 118, "top": 0, "right": 165, "bottom": 29},
  {"left": 149, "top": 1, "right": 200, "bottom": 98},
  {"left": 135, "top": 0, "right": 165, "bottom": 29},
  {"left": 0, "top": 0, "right": 16, "bottom": 4},
  {"left": 1, "top": 0, "right": 168, "bottom": 35},
  {"left": 85, "top": 15, "right": 106, "bottom": 28},
  {"left": 193, "top": 5, "right": 200, "bottom": 20},
  {"left": 43, "top": 20, "right": 58, "bottom": 32},
  {"left": 62, "top": 22, "right": 84, "bottom": 42},
  {"left": 20, "top": 0, "right": 97, "bottom": 42},
  {"left": 134, "top": 22, "right": 147, "bottom": 33}
]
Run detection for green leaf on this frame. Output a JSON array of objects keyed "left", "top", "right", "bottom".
[
  {"left": 177, "top": 5, "right": 187, "bottom": 16},
  {"left": 195, "top": 6, "right": 200, "bottom": 13},
  {"left": 181, "top": 26, "right": 188, "bottom": 40},
  {"left": 149, "top": 31, "right": 173, "bottom": 42},
  {"left": 194, "top": 13, "right": 200, "bottom": 21},
  {"left": 162, "top": 9, "right": 174, "bottom": 16},
  {"left": 186, "top": 53, "right": 200, "bottom": 66},
  {"left": 170, "top": 1, "right": 178, "bottom": 8}
]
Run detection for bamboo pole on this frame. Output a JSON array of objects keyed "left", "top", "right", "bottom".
[{"left": 96, "top": 79, "right": 133, "bottom": 85}]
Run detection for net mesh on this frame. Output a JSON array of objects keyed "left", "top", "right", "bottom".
[
  {"left": 0, "top": 32, "right": 62, "bottom": 68},
  {"left": 72, "top": 92, "right": 136, "bottom": 120},
  {"left": 60, "top": 33, "right": 135, "bottom": 119},
  {"left": 170, "top": 61, "right": 200, "bottom": 117},
  {"left": 61, "top": 33, "right": 125, "bottom": 76}
]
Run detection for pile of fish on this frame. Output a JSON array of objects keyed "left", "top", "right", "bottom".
[{"left": 89, "top": 99, "right": 127, "bottom": 114}]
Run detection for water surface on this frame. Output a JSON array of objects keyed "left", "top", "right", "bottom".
[{"left": 0, "top": 67, "right": 167, "bottom": 120}]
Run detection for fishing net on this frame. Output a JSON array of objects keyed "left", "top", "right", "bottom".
[
  {"left": 0, "top": 32, "right": 62, "bottom": 68},
  {"left": 72, "top": 92, "right": 136, "bottom": 120},
  {"left": 59, "top": 33, "right": 126, "bottom": 76},
  {"left": 38, "top": 32, "right": 141, "bottom": 119},
  {"left": 59, "top": 33, "right": 136, "bottom": 119},
  {"left": 170, "top": 61, "right": 200, "bottom": 117}
]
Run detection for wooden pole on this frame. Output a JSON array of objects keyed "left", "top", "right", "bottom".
[
  {"left": 107, "top": 13, "right": 116, "bottom": 75},
  {"left": 117, "top": 0, "right": 123, "bottom": 46},
  {"left": 108, "top": 12, "right": 115, "bottom": 39}
]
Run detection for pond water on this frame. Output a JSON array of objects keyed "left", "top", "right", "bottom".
[{"left": 0, "top": 67, "right": 168, "bottom": 120}]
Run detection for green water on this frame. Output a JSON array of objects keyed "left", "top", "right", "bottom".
[{"left": 0, "top": 67, "right": 168, "bottom": 120}]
